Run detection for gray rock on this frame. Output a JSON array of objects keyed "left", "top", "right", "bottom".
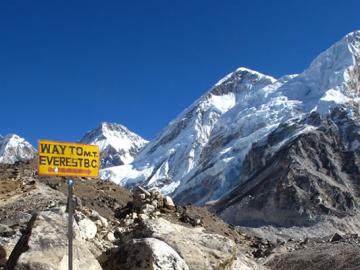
[
  {"left": 124, "top": 218, "right": 134, "bottom": 226},
  {"left": 131, "top": 212, "right": 138, "bottom": 220},
  {"left": 139, "top": 214, "right": 149, "bottom": 221},
  {"left": 0, "top": 224, "right": 15, "bottom": 237},
  {"left": 330, "top": 233, "right": 343, "bottom": 242},
  {"left": 151, "top": 200, "right": 158, "bottom": 208},
  {"left": 118, "top": 238, "right": 189, "bottom": 270},
  {"left": 9, "top": 209, "right": 102, "bottom": 269},
  {"left": 106, "top": 232, "right": 116, "bottom": 243},
  {"left": 164, "top": 196, "right": 175, "bottom": 210},
  {"left": 140, "top": 218, "right": 237, "bottom": 270},
  {"left": 90, "top": 210, "right": 108, "bottom": 228},
  {"left": 76, "top": 212, "right": 97, "bottom": 240},
  {"left": 94, "top": 220, "right": 103, "bottom": 228},
  {"left": 2, "top": 212, "right": 33, "bottom": 228},
  {"left": 141, "top": 204, "right": 156, "bottom": 215}
]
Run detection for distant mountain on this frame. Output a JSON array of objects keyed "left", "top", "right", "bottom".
[
  {"left": 0, "top": 134, "right": 36, "bottom": 164},
  {"left": 80, "top": 122, "right": 148, "bottom": 168},
  {"left": 101, "top": 30, "right": 360, "bottom": 219}
]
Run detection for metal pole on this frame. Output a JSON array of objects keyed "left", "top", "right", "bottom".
[{"left": 67, "top": 179, "right": 74, "bottom": 270}]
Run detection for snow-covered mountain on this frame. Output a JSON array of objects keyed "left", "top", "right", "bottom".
[
  {"left": 102, "top": 31, "right": 360, "bottom": 207},
  {"left": 0, "top": 134, "right": 36, "bottom": 164},
  {"left": 101, "top": 68, "right": 276, "bottom": 192},
  {"left": 80, "top": 122, "right": 148, "bottom": 168}
]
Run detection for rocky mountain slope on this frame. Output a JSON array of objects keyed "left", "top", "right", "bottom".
[
  {"left": 102, "top": 31, "right": 360, "bottom": 213},
  {"left": 1, "top": 161, "right": 360, "bottom": 269},
  {"left": 212, "top": 108, "right": 360, "bottom": 228},
  {"left": 80, "top": 122, "right": 148, "bottom": 168},
  {"left": 0, "top": 161, "right": 263, "bottom": 269},
  {"left": 0, "top": 135, "right": 36, "bottom": 164}
]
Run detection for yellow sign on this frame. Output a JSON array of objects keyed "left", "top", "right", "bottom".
[{"left": 37, "top": 140, "right": 100, "bottom": 177}]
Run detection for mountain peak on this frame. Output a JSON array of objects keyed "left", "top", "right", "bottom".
[
  {"left": 345, "top": 29, "right": 360, "bottom": 42},
  {"left": 235, "top": 66, "right": 274, "bottom": 78},
  {"left": 214, "top": 66, "right": 276, "bottom": 88},
  {"left": 81, "top": 122, "right": 148, "bottom": 168},
  {"left": 100, "top": 122, "right": 128, "bottom": 133},
  {"left": 273, "top": 30, "right": 360, "bottom": 115},
  {"left": 0, "top": 134, "right": 36, "bottom": 164}
]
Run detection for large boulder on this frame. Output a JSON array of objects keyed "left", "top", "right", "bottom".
[
  {"left": 120, "top": 237, "right": 189, "bottom": 270},
  {"left": 6, "top": 208, "right": 102, "bottom": 270},
  {"left": 138, "top": 218, "right": 237, "bottom": 270}
]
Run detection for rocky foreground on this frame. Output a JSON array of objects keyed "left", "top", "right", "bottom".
[{"left": 1, "top": 161, "right": 360, "bottom": 269}]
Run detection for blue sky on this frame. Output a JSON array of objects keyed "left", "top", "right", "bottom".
[{"left": 1, "top": 0, "right": 359, "bottom": 145}]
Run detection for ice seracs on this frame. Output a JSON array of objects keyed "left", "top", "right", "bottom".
[
  {"left": 0, "top": 134, "right": 36, "bottom": 164},
  {"left": 80, "top": 122, "right": 148, "bottom": 169},
  {"left": 102, "top": 30, "right": 360, "bottom": 206}
]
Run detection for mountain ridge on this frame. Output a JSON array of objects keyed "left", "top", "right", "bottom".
[{"left": 103, "top": 30, "right": 360, "bottom": 210}]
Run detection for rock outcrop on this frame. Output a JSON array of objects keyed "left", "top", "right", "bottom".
[
  {"left": 0, "top": 162, "right": 128, "bottom": 269},
  {"left": 104, "top": 186, "right": 246, "bottom": 270},
  {"left": 6, "top": 209, "right": 102, "bottom": 270},
  {"left": 120, "top": 237, "right": 189, "bottom": 270},
  {"left": 213, "top": 109, "right": 360, "bottom": 228},
  {"left": 137, "top": 218, "right": 237, "bottom": 270}
]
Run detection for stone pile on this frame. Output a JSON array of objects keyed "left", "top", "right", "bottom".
[
  {"left": 74, "top": 207, "right": 120, "bottom": 263},
  {"left": 117, "top": 186, "right": 176, "bottom": 229},
  {"left": 134, "top": 186, "right": 175, "bottom": 214}
]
